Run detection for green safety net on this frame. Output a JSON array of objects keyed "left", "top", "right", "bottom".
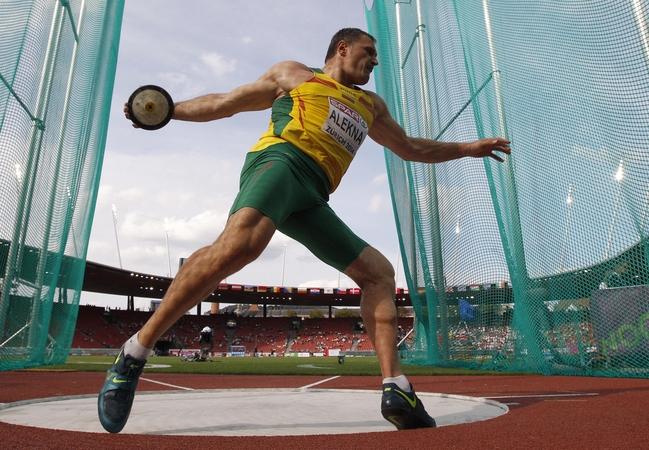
[
  {"left": 366, "top": 0, "right": 649, "bottom": 377},
  {"left": 0, "top": 0, "right": 124, "bottom": 370}
]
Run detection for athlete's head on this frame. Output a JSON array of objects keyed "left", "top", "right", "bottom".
[
  {"left": 325, "top": 28, "right": 377, "bottom": 63},
  {"left": 325, "top": 28, "right": 378, "bottom": 86}
]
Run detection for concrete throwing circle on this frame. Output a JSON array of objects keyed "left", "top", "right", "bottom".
[{"left": 0, "top": 389, "right": 507, "bottom": 436}]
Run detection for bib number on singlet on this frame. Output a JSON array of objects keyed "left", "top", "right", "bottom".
[{"left": 321, "top": 97, "right": 368, "bottom": 156}]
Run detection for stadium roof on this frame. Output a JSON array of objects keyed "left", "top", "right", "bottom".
[
  {"left": 83, "top": 260, "right": 412, "bottom": 308},
  {"left": 3, "top": 238, "right": 518, "bottom": 309}
]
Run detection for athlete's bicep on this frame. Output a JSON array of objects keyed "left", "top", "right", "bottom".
[
  {"left": 224, "top": 61, "right": 312, "bottom": 115},
  {"left": 367, "top": 94, "right": 413, "bottom": 158},
  {"left": 222, "top": 73, "right": 282, "bottom": 115}
]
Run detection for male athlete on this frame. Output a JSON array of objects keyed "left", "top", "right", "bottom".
[{"left": 98, "top": 28, "right": 510, "bottom": 433}]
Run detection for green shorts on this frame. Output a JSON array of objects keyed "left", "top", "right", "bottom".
[{"left": 230, "top": 142, "right": 368, "bottom": 272}]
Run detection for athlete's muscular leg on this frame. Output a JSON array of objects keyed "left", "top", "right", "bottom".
[
  {"left": 344, "top": 246, "right": 402, "bottom": 378},
  {"left": 137, "top": 207, "right": 276, "bottom": 348}
]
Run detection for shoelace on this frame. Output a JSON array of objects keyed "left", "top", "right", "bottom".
[{"left": 117, "top": 358, "right": 144, "bottom": 380}]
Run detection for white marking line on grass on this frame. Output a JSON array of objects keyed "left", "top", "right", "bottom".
[
  {"left": 298, "top": 376, "right": 341, "bottom": 391},
  {"left": 140, "top": 376, "right": 194, "bottom": 391},
  {"left": 487, "top": 392, "right": 599, "bottom": 399}
]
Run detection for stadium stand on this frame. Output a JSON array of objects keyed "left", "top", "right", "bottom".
[
  {"left": 167, "top": 314, "right": 230, "bottom": 351},
  {"left": 288, "top": 318, "right": 358, "bottom": 353},
  {"left": 72, "top": 305, "right": 414, "bottom": 355},
  {"left": 72, "top": 306, "right": 124, "bottom": 349},
  {"left": 232, "top": 317, "right": 291, "bottom": 354}
]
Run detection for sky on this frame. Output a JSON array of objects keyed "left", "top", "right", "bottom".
[
  {"left": 81, "top": 0, "right": 403, "bottom": 311},
  {"left": 81, "top": 1, "right": 647, "bottom": 313}
]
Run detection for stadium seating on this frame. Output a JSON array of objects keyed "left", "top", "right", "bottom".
[
  {"left": 232, "top": 317, "right": 291, "bottom": 353},
  {"left": 72, "top": 305, "right": 414, "bottom": 355},
  {"left": 72, "top": 305, "right": 124, "bottom": 348},
  {"left": 288, "top": 318, "right": 358, "bottom": 352}
]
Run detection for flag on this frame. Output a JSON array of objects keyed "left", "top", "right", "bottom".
[
  {"left": 470, "top": 284, "right": 480, "bottom": 291},
  {"left": 483, "top": 283, "right": 492, "bottom": 290},
  {"left": 324, "top": 288, "right": 334, "bottom": 294},
  {"left": 298, "top": 287, "right": 308, "bottom": 294},
  {"left": 459, "top": 299, "right": 477, "bottom": 322},
  {"left": 244, "top": 285, "right": 255, "bottom": 292},
  {"left": 458, "top": 285, "right": 467, "bottom": 292},
  {"left": 309, "top": 288, "right": 320, "bottom": 294},
  {"left": 218, "top": 283, "right": 229, "bottom": 290},
  {"left": 257, "top": 286, "right": 267, "bottom": 293},
  {"left": 283, "top": 287, "right": 293, "bottom": 294},
  {"left": 349, "top": 287, "right": 360, "bottom": 295},
  {"left": 445, "top": 286, "right": 453, "bottom": 293},
  {"left": 337, "top": 288, "right": 347, "bottom": 294},
  {"left": 231, "top": 284, "right": 242, "bottom": 291},
  {"left": 272, "top": 286, "right": 281, "bottom": 293}
]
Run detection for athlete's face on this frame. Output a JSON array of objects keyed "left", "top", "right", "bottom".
[{"left": 345, "top": 35, "right": 378, "bottom": 86}]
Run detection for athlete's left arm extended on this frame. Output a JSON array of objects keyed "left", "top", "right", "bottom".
[
  {"left": 367, "top": 92, "right": 510, "bottom": 163},
  {"left": 171, "top": 61, "right": 309, "bottom": 123}
]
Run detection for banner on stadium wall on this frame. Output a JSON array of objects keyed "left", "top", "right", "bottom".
[
  {"left": 230, "top": 345, "right": 246, "bottom": 356},
  {"left": 591, "top": 286, "right": 649, "bottom": 360}
]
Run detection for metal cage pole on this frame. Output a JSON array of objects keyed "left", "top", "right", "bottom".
[
  {"left": 415, "top": 0, "right": 450, "bottom": 361},
  {"left": 1, "top": 2, "right": 66, "bottom": 355}
]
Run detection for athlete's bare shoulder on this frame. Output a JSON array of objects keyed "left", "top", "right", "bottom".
[
  {"left": 263, "top": 61, "right": 315, "bottom": 97},
  {"left": 364, "top": 90, "right": 389, "bottom": 114}
]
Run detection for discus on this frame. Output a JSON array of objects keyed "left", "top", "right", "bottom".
[{"left": 127, "top": 85, "right": 174, "bottom": 130}]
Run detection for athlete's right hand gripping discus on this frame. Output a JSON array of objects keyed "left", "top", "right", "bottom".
[{"left": 127, "top": 85, "right": 174, "bottom": 130}]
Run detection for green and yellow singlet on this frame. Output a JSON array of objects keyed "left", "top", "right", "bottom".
[{"left": 249, "top": 68, "right": 376, "bottom": 193}]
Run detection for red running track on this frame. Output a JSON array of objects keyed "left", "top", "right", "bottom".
[{"left": 1, "top": 371, "right": 648, "bottom": 449}]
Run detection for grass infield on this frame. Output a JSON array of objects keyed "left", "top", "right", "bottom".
[{"left": 46, "top": 355, "right": 524, "bottom": 377}]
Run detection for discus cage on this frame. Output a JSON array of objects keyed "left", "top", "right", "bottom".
[
  {"left": 366, "top": 0, "right": 649, "bottom": 377},
  {"left": 0, "top": 0, "right": 124, "bottom": 371}
]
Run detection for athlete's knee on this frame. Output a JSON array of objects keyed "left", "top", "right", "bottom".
[
  {"left": 211, "top": 234, "right": 266, "bottom": 268},
  {"left": 347, "top": 246, "right": 395, "bottom": 292}
]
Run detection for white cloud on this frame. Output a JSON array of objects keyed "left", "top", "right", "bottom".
[
  {"left": 159, "top": 72, "right": 206, "bottom": 99},
  {"left": 118, "top": 187, "right": 146, "bottom": 203},
  {"left": 169, "top": 210, "right": 229, "bottom": 243},
  {"left": 242, "top": 36, "right": 253, "bottom": 44},
  {"left": 200, "top": 52, "right": 237, "bottom": 77},
  {"left": 87, "top": 240, "right": 111, "bottom": 256},
  {"left": 159, "top": 72, "right": 189, "bottom": 84},
  {"left": 372, "top": 173, "right": 388, "bottom": 185},
  {"left": 366, "top": 194, "right": 384, "bottom": 214},
  {"left": 120, "top": 212, "right": 161, "bottom": 240}
]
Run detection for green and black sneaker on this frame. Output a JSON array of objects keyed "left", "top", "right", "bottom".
[
  {"left": 97, "top": 345, "right": 146, "bottom": 433},
  {"left": 381, "top": 383, "right": 437, "bottom": 430}
]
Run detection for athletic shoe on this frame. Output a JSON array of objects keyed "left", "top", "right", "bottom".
[
  {"left": 97, "top": 345, "right": 146, "bottom": 433},
  {"left": 381, "top": 383, "right": 437, "bottom": 430}
]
